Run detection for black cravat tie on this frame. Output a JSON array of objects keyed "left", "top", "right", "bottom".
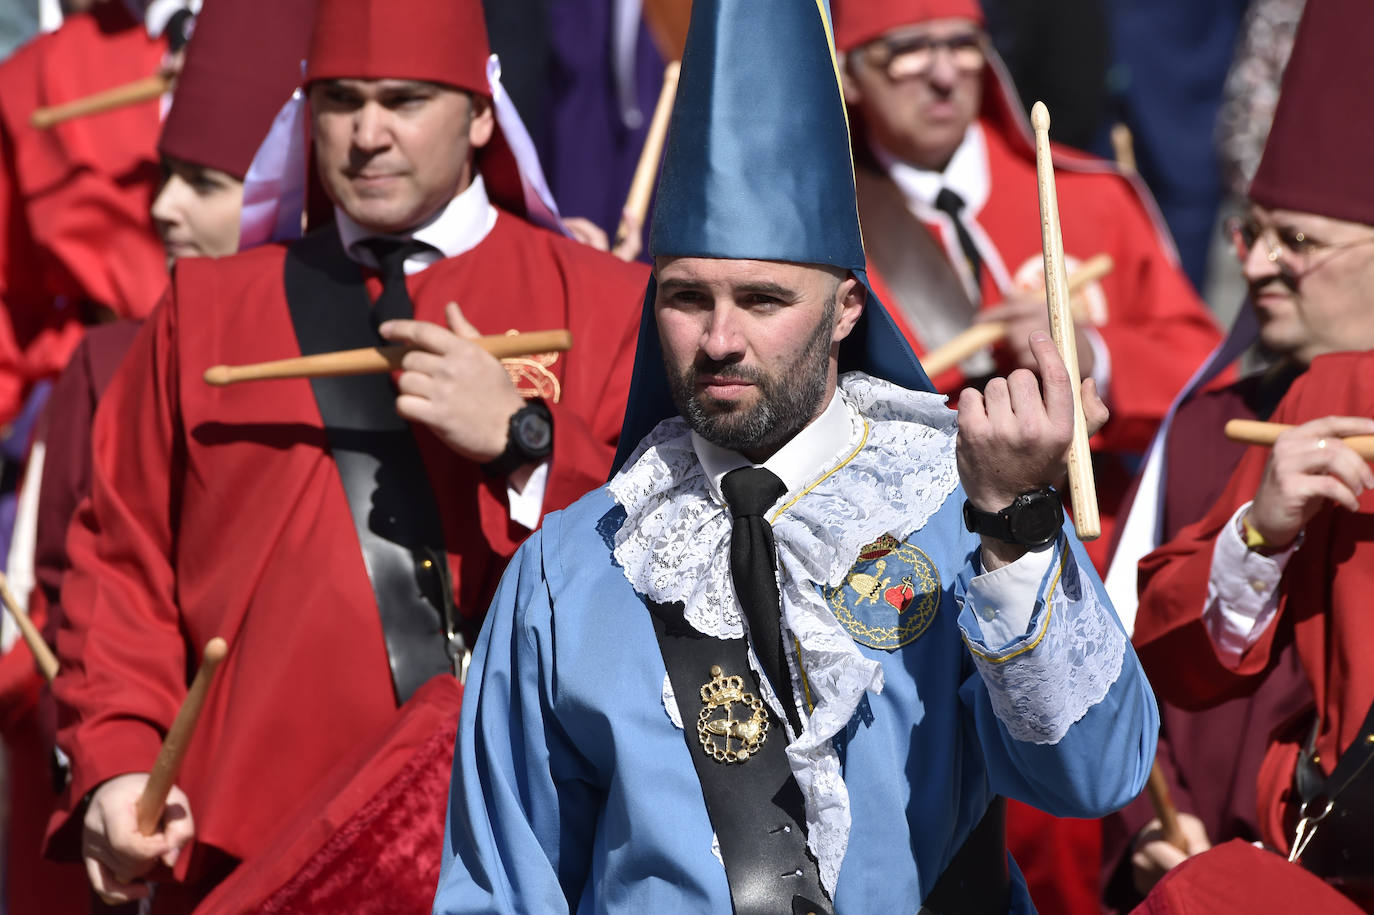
[
  {"left": 720, "top": 466, "right": 804, "bottom": 735},
  {"left": 934, "top": 187, "right": 983, "bottom": 296},
  {"left": 357, "top": 238, "right": 438, "bottom": 329}
]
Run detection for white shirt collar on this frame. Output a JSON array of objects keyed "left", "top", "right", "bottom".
[
  {"left": 336, "top": 174, "right": 498, "bottom": 276},
  {"left": 871, "top": 122, "right": 989, "bottom": 219},
  {"left": 692, "top": 389, "right": 857, "bottom": 506}
]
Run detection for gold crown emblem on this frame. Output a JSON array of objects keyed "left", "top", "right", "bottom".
[{"left": 697, "top": 665, "right": 769, "bottom": 764}]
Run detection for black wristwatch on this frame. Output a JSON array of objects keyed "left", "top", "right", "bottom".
[
  {"left": 483, "top": 400, "right": 553, "bottom": 476},
  {"left": 962, "top": 487, "right": 1063, "bottom": 548}
]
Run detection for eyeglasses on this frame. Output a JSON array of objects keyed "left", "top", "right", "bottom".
[
  {"left": 1225, "top": 215, "right": 1374, "bottom": 276},
  {"left": 858, "top": 31, "right": 986, "bottom": 80}
]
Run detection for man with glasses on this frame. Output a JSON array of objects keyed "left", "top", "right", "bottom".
[
  {"left": 831, "top": 0, "right": 1221, "bottom": 572},
  {"left": 1132, "top": 1, "right": 1374, "bottom": 906}
]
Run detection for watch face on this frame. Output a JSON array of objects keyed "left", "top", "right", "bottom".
[
  {"left": 1008, "top": 490, "right": 1062, "bottom": 547},
  {"left": 515, "top": 411, "right": 553, "bottom": 452}
]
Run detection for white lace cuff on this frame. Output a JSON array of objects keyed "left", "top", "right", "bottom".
[
  {"left": 966, "top": 542, "right": 1056, "bottom": 648},
  {"left": 1203, "top": 502, "right": 1297, "bottom": 667},
  {"left": 961, "top": 543, "right": 1126, "bottom": 745}
]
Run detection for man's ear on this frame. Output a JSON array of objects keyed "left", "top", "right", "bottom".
[
  {"left": 840, "top": 55, "right": 864, "bottom": 107},
  {"left": 832, "top": 274, "right": 866, "bottom": 343},
  {"left": 469, "top": 95, "right": 495, "bottom": 149}
]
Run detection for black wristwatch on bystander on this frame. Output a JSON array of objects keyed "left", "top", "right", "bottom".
[{"left": 962, "top": 486, "right": 1063, "bottom": 549}]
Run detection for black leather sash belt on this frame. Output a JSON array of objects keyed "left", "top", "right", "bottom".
[
  {"left": 649, "top": 599, "right": 1011, "bottom": 914},
  {"left": 1291, "top": 698, "right": 1374, "bottom": 891},
  {"left": 283, "top": 227, "right": 460, "bottom": 704}
]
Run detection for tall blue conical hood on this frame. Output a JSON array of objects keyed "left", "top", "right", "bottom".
[{"left": 613, "top": 0, "right": 932, "bottom": 474}]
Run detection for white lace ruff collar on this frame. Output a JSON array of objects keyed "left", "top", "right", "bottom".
[{"left": 607, "top": 372, "right": 961, "bottom": 894}]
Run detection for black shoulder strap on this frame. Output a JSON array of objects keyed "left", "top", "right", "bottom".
[
  {"left": 282, "top": 227, "right": 461, "bottom": 704},
  {"left": 648, "top": 599, "right": 832, "bottom": 915}
]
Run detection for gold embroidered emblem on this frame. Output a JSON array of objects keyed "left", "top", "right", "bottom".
[
  {"left": 697, "top": 665, "right": 769, "bottom": 764},
  {"left": 824, "top": 534, "right": 940, "bottom": 650},
  {"left": 499, "top": 329, "right": 562, "bottom": 403}
]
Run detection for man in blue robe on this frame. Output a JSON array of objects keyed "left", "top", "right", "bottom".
[{"left": 434, "top": 2, "right": 1158, "bottom": 912}]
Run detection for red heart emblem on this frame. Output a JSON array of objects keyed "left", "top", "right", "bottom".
[{"left": 884, "top": 581, "right": 915, "bottom": 611}]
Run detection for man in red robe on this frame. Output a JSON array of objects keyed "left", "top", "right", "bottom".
[
  {"left": 830, "top": 0, "right": 1222, "bottom": 574},
  {"left": 1099, "top": 0, "right": 1374, "bottom": 903},
  {"left": 46, "top": 0, "right": 648, "bottom": 909},
  {"left": 827, "top": 3, "right": 1220, "bottom": 910},
  {"left": 0, "top": 0, "right": 179, "bottom": 425},
  {"left": 1134, "top": 5, "right": 1374, "bottom": 905}
]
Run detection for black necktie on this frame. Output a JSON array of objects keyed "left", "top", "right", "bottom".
[
  {"left": 356, "top": 238, "right": 438, "bottom": 330},
  {"left": 934, "top": 187, "right": 983, "bottom": 297},
  {"left": 720, "top": 467, "right": 804, "bottom": 735}
]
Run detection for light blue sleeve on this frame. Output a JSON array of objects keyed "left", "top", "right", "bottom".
[
  {"left": 954, "top": 526, "right": 1159, "bottom": 818},
  {"left": 433, "top": 532, "right": 598, "bottom": 915}
]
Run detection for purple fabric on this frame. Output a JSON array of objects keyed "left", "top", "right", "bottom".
[{"left": 544, "top": 0, "right": 664, "bottom": 256}]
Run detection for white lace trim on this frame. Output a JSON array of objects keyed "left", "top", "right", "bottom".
[
  {"left": 966, "top": 548, "right": 1126, "bottom": 744},
  {"left": 662, "top": 673, "right": 683, "bottom": 730},
  {"left": 609, "top": 372, "right": 961, "bottom": 894}
]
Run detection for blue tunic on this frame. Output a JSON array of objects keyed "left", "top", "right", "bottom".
[{"left": 434, "top": 473, "right": 1158, "bottom": 913}]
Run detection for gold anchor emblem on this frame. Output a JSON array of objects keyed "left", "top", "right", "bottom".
[{"left": 697, "top": 665, "right": 769, "bottom": 764}]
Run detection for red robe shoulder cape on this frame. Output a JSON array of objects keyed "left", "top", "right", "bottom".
[
  {"left": 0, "top": 5, "right": 167, "bottom": 423},
  {"left": 1134, "top": 350, "right": 1374, "bottom": 853},
  {"left": 863, "top": 122, "right": 1223, "bottom": 570},
  {"left": 48, "top": 212, "right": 647, "bottom": 903}
]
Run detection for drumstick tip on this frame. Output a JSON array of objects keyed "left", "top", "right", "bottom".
[
  {"left": 203, "top": 637, "right": 229, "bottom": 665},
  {"left": 1031, "top": 101, "right": 1050, "bottom": 133},
  {"left": 203, "top": 366, "right": 231, "bottom": 386}
]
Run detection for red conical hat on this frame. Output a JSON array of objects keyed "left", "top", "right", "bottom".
[
  {"left": 831, "top": 0, "right": 984, "bottom": 54},
  {"left": 158, "top": 0, "right": 317, "bottom": 180},
  {"left": 305, "top": 0, "right": 489, "bottom": 98},
  {"left": 1249, "top": 0, "right": 1374, "bottom": 226}
]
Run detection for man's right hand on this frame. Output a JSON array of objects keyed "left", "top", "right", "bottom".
[
  {"left": 82, "top": 772, "right": 195, "bottom": 904},
  {"left": 1244, "top": 416, "right": 1374, "bottom": 549}
]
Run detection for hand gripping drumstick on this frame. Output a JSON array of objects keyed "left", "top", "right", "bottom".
[
  {"left": 136, "top": 637, "right": 228, "bottom": 835},
  {"left": 1225, "top": 419, "right": 1374, "bottom": 459},
  {"left": 30, "top": 75, "right": 171, "bottom": 130},
  {"left": 1146, "top": 763, "right": 1189, "bottom": 852},
  {"left": 615, "top": 61, "right": 681, "bottom": 249},
  {"left": 203, "top": 329, "right": 573, "bottom": 387},
  {"left": 1031, "top": 102, "right": 1100, "bottom": 541},
  {"left": 0, "top": 572, "right": 58, "bottom": 683},
  {"left": 919, "top": 253, "right": 1115, "bottom": 378}
]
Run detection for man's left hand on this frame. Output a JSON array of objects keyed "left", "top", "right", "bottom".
[
  {"left": 956, "top": 331, "right": 1108, "bottom": 567},
  {"left": 379, "top": 302, "right": 525, "bottom": 464},
  {"left": 976, "top": 294, "right": 1096, "bottom": 379}
]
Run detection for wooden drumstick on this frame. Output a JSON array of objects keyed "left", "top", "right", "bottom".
[
  {"left": 1032, "top": 102, "right": 1100, "bottom": 541},
  {"left": 136, "top": 637, "right": 228, "bottom": 835},
  {"left": 1146, "top": 761, "right": 1189, "bottom": 851},
  {"left": 1111, "top": 123, "right": 1138, "bottom": 176},
  {"left": 0, "top": 572, "right": 58, "bottom": 683},
  {"left": 30, "top": 74, "right": 171, "bottom": 130},
  {"left": 920, "top": 253, "right": 1115, "bottom": 378},
  {"left": 614, "top": 61, "right": 681, "bottom": 248},
  {"left": 204, "top": 329, "right": 573, "bottom": 387},
  {"left": 1225, "top": 419, "right": 1374, "bottom": 459}
]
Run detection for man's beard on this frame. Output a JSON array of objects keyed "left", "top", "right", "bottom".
[{"left": 665, "top": 301, "right": 835, "bottom": 457}]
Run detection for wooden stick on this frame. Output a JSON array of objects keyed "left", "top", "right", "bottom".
[
  {"left": 1225, "top": 419, "right": 1374, "bottom": 459},
  {"left": 204, "top": 329, "right": 573, "bottom": 387},
  {"left": 30, "top": 74, "right": 170, "bottom": 130},
  {"left": 614, "top": 61, "right": 681, "bottom": 248},
  {"left": 1146, "top": 760, "right": 1188, "bottom": 851},
  {"left": 920, "top": 253, "right": 1115, "bottom": 377},
  {"left": 0, "top": 572, "right": 58, "bottom": 683},
  {"left": 1032, "top": 102, "right": 1101, "bottom": 541},
  {"left": 1111, "top": 123, "right": 1138, "bottom": 176},
  {"left": 136, "top": 637, "right": 228, "bottom": 835}
]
